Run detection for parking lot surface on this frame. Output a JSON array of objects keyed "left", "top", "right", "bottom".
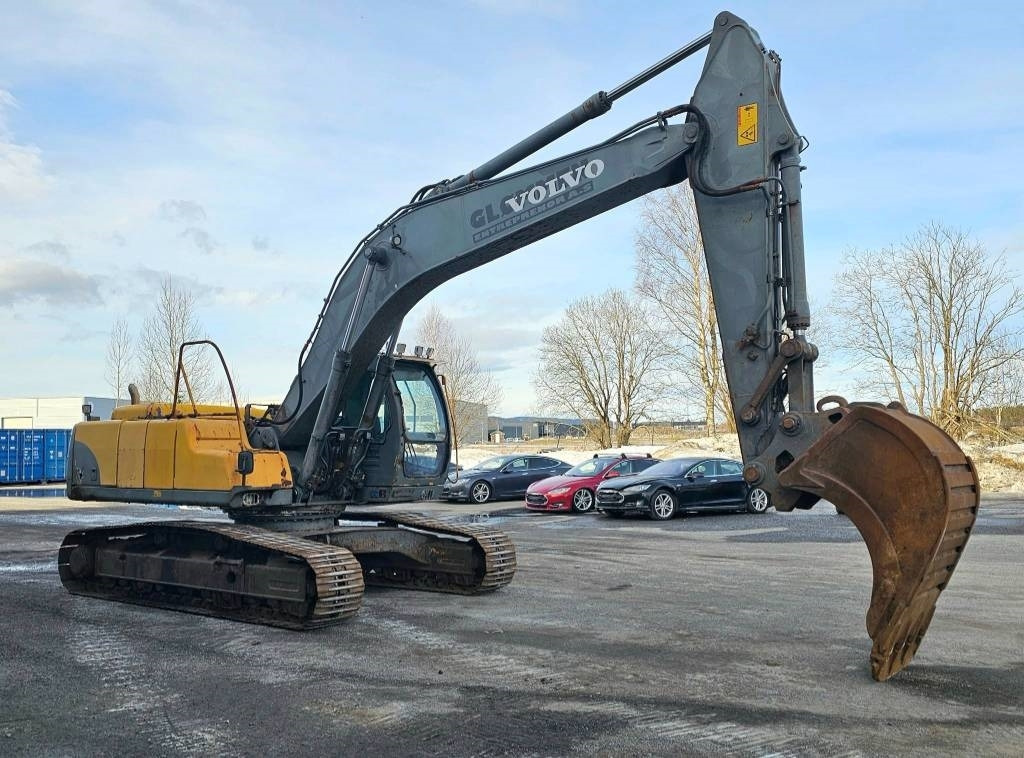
[{"left": 1, "top": 494, "right": 1021, "bottom": 757}]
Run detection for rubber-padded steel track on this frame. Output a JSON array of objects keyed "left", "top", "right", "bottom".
[
  {"left": 332, "top": 511, "right": 517, "bottom": 593},
  {"left": 58, "top": 521, "right": 364, "bottom": 629}
]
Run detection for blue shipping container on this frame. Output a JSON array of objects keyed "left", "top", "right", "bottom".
[
  {"left": 46, "top": 429, "right": 72, "bottom": 481},
  {"left": 0, "top": 428, "right": 72, "bottom": 484}
]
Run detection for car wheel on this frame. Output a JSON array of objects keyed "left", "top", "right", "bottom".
[
  {"left": 746, "top": 487, "right": 771, "bottom": 514},
  {"left": 470, "top": 481, "right": 492, "bottom": 504},
  {"left": 649, "top": 490, "right": 676, "bottom": 520},
  {"left": 571, "top": 488, "right": 595, "bottom": 513}
]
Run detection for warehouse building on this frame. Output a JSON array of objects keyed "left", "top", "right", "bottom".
[
  {"left": 0, "top": 396, "right": 120, "bottom": 429},
  {"left": 488, "top": 416, "right": 585, "bottom": 441}
]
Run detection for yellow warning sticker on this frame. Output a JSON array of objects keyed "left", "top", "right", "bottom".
[{"left": 737, "top": 103, "right": 758, "bottom": 146}]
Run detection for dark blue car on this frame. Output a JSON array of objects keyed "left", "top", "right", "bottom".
[
  {"left": 441, "top": 454, "right": 571, "bottom": 504},
  {"left": 595, "top": 456, "right": 771, "bottom": 520}
]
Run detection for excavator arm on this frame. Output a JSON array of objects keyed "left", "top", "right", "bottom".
[
  {"left": 690, "top": 14, "right": 978, "bottom": 681},
  {"left": 64, "top": 11, "right": 976, "bottom": 680}
]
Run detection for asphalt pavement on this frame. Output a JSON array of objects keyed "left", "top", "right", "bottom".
[{"left": 0, "top": 492, "right": 1021, "bottom": 757}]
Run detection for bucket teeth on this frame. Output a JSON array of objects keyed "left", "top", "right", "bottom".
[{"left": 778, "top": 404, "right": 978, "bottom": 681}]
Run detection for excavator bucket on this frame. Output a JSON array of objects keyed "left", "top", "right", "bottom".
[{"left": 777, "top": 403, "right": 978, "bottom": 680}]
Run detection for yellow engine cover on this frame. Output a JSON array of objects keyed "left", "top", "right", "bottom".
[{"left": 68, "top": 405, "right": 291, "bottom": 505}]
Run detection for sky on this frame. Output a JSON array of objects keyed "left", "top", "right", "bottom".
[{"left": 1, "top": 0, "right": 1022, "bottom": 417}]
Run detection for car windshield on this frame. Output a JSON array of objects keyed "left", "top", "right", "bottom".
[
  {"left": 565, "top": 457, "right": 616, "bottom": 477},
  {"left": 474, "top": 456, "right": 512, "bottom": 471},
  {"left": 639, "top": 459, "right": 687, "bottom": 477}
]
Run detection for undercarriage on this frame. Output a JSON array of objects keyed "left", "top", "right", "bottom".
[{"left": 59, "top": 512, "right": 516, "bottom": 630}]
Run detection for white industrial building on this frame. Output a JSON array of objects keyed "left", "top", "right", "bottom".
[{"left": 0, "top": 397, "right": 120, "bottom": 429}]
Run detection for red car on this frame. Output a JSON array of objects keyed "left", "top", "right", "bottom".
[{"left": 525, "top": 454, "right": 661, "bottom": 513}]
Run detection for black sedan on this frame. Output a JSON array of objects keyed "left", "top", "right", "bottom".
[
  {"left": 595, "top": 456, "right": 770, "bottom": 520},
  {"left": 441, "top": 454, "right": 571, "bottom": 504}
]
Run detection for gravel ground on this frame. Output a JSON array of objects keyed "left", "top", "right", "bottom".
[{"left": 0, "top": 494, "right": 1021, "bottom": 757}]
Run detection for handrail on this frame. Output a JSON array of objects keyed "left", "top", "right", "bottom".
[{"left": 169, "top": 340, "right": 248, "bottom": 450}]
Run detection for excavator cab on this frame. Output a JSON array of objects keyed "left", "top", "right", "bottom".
[{"left": 355, "top": 357, "right": 452, "bottom": 501}]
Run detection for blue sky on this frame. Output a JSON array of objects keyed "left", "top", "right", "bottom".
[{"left": 1, "top": 1, "right": 1022, "bottom": 416}]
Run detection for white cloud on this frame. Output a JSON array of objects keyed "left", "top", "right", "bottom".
[
  {"left": 0, "top": 258, "right": 102, "bottom": 307},
  {"left": 0, "top": 90, "right": 50, "bottom": 201},
  {"left": 159, "top": 199, "right": 207, "bottom": 223},
  {"left": 180, "top": 226, "right": 217, "bottom": 255},
  {"left": 23, "top": 240, "right": 70, "bottom": 260},
  {"left": 0, "top": 142, "right": 49, "bottom": 200}
]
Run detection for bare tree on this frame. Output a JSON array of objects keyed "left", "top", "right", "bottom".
[
  {"left": 103, "top": 317, "right": 135, "bottom": 406},
  {"left": 416, "top": 304, "right": 503, "bottom": 445},
  {"left": 136, "top": 277, "right": 220, "bottom": 403},
  {"left": 534, "top": 289, "right": 672, "bottom": 447},
  {"left": 633, "top": 185, "right": 733, "bottom": 436},
  {"left": 831, "top": 222, "right": 1024, "bottom": 439},
  {"left": 979, "top": 356, "right": 1024, "bottom": 436}
]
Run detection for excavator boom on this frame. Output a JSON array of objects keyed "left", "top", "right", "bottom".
[{"left": 62, "top": 11, "right": 976, "bottom": 680}]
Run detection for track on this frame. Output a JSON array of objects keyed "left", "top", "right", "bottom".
[
  {"left": 58, "top": 521, "right": 364, "bottom": 630},
  {"left": 312, "top": 510, "right": 517, "bottom": 594},
  {"left": 58, "top": 512, "right": 516, "bottom": 629}
]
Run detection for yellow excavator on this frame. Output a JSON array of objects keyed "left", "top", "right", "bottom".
[{"left": 59, "top": 11, "right": 976, "bottom": 681}]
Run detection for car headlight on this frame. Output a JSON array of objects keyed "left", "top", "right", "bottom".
[
  {"left": 622, "top": 484, "right": 649, "bottom": 494},
  {"left": 548, "top": 486, "right": 571, "bottom": 496}
]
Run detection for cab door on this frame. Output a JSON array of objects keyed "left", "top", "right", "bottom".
[{"left": 363, "top": 359, "right": 450, "bottom": 487}]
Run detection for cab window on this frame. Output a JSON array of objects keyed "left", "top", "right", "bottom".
[
  {"left": 394, "top": 363, "right": 447, "bottom": 478},
  {"left": 394, "top": 367, "right": 447, "bottom": 442}
]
